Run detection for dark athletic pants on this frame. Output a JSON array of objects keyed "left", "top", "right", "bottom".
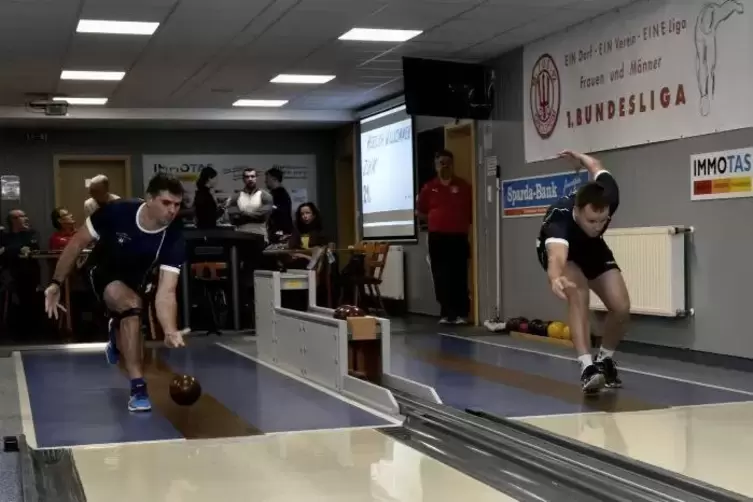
[{"left": 428, "top": 232, "right": 470, "bottom": 319}]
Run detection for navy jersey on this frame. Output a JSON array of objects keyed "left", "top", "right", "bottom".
[
  {"left": 85, "top": 199, "right": 185, "bottom": 285},
  {"left": 539, "top": 170, "right": 620, "bottom": 248}
]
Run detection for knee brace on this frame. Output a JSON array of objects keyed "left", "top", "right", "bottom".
[{"left": 111, "top": 307, "right": 142, "bottom": 322}]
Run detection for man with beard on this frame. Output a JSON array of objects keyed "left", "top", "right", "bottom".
[{"left": 226, "top": 168, "right": 273, "bottom": 328}]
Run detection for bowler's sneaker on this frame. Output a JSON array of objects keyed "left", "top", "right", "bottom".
[
  {"left": 596, "top": 357, "right": 622, "bottom": 388},
  {"left": 128, "top": 385, "right": 152, "bottom": 412},
  {"left": 580, "top": 364, "right": 605, "bottom": 394}
]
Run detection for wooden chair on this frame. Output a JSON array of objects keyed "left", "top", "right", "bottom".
[
  {"left": 351, "top": 241, "right": 390, "bottom": 315},
  {"left": 190, "top": 262, "right": 229, "bottom": 336}
]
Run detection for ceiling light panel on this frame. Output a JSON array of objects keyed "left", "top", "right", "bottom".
[
  {"left": 60, "top": 70, "right": 126, "bottom": 81},
  {"left": 339, "top": 28, "right": 422, "bottom": 42},
  {"left": 270, "top": 74, "right": 336, "bottom": 84},
  {"left": 53, "top": 97, "right": 108, "bottom": 105},
  {"left": 77, "top": 19, "right": 160, "bottom": 35},
  {"left": 232, "top": 99, "right": 288, "bottom": 107}
]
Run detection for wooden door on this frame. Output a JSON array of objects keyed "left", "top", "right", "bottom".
[
  {"left": 444, "top": 122, "right": 478, "bottom": 324},
  {"left": 55, "top": 157, "right": 131, "bottom": 226},
  {"left": 335, "top": 124, "right": 356, "bottom": 248}
]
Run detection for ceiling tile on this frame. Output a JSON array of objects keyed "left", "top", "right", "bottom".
[{"left": 0, "top": 0, "right": 642, "bottom": 114}]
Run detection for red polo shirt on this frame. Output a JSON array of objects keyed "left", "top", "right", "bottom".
[
  {"left": 49, "top": 231, "right": 74, "bottom": 251},
  {"left": 417, "top": 176, "right": 472, "bottom": 234}
]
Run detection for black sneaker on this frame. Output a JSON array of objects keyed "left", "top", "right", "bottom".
[
  {"left": 580, "top": 364, "right": 605, "bottom": 394},
  {"left": 596, "top": 357, "right": 622, "bottom": 388}
]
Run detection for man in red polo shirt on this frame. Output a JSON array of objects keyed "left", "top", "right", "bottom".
[{"left": 417, "top": 149, "right": 473, "bottom": 325}]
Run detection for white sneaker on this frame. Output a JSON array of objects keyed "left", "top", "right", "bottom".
[
  {"left": 438, "top": 317, "right": 451, "bottom": 324},
  {"left": 453, "top": 318, "right": 468, "bottom": 325}
]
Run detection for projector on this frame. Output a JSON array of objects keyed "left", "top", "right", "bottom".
[
  {"left": 25, "top": 98, "right": 69, "bottom": 117},
  {"left": 44, "top": 102, "right": 68, "bottom": 116}
]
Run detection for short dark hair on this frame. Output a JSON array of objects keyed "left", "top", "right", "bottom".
[
  {"left": 266, "top": 167, "right": 283, "bottom": 182},
  {"left": 575, "top": 182, "right": 609, "bottom": 210},
  {"left": 50, "top": 207, "right": 65, "bottom": 230},
  {"left": 243, "top": 167, "right": 256, "bottom": 177},
  {"left": 435, "top": 149, "right": 454, "bottom": 160},
  {"left": 146, "top": 173, "right": 184, "bottom": 198}
]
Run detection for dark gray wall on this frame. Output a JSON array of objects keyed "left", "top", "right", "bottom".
[
  {"left": 480, "top": 48, "right": 753, "bottom": 358},
  {"left": 0, "top": 128, "right": 337, "bottom": 243}
]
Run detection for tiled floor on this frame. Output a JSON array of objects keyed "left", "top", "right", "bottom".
[
  {"left": 72, "top": 428, "right": 518, "bottom": 502},
  {"left": 520, "top": 401, "right": 753, "bottom": 498}
]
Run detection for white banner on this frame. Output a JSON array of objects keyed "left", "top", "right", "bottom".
[
  {"left": 141, "top": 154, "right": 316, "bottom": 209},
  {"left": 523, "top": 0, "right": 751, "bottom": 163},
  {"left": 690, "top": 147, "right": 753, "bottom": 200}
]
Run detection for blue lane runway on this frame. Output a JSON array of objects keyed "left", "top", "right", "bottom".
[
  {"left": 389, "top": 333, "right": 753, "bottom": 418},
  {"left": 19, "top": 344, "right": 392, "bottom": 448}
]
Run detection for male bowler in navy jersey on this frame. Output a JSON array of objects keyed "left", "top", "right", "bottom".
[
  {"left": 536, "top": 150, "right": 631, "bottom": 394},
  {"left": 44, "top": 173, "right": 189, "bottom": 412}
]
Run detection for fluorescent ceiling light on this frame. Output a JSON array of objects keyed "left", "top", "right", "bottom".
[
  {"left": 232, "top": 99, "right": 288, "bottom": 107},
  {"left": 339, "top": 28, "right": 422, "bottom": 42},
  {"left": 53, "top": 97, "right": 108, "bottom": 105},
  {"left": 271, "top": 74, "right": 335, "bottom": 84},
  {"left": 77, "top": 19, "right": 159, "bottom": 35},
  {"left": 60, "top": 70, "right": 125, "bottom": 81}
]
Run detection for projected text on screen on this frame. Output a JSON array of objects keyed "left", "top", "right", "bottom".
[{"left": 359, "top": 105, "right": 417, "bottom": 241}]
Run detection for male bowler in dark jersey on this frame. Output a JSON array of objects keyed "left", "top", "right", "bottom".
[
  {"left": 536, "top": 150, "right": 631, "bottom": 394},
  {"left": 44, "top": 173, "right": 189, "bottom": 412}
]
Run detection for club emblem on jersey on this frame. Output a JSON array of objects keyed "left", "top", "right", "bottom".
[{"left": 116, "top": 232, "right": 131, "bottom": 245}]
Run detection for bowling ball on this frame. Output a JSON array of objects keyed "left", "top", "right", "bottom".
[
  {"left": 333, "top": 305, "right": 349, "bottom": 320},
  {"left": 169, "top": 374, "right": 202, "bottom": 406},
  {"left": 547, "top": 321, "right": 565, "bottom": 339},
  {"left": 529, "top": 319, "right": 545, "bottom": 336},
  {"left": 518, "top": 321, "right": 529, "bottom": 333},
  {"left": 505, "top": 317, "right": 520, "bottom": 331},
  {"left": 347, "top": 305, "right": 366, "bottom": 317},
  {"left": 562, "top": 325, "right": 571, "bottom": 340}
]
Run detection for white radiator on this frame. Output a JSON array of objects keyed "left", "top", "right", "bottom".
[
  {"left": 380, "top": 245, "right": 405, "bottom": 300},
  {"left": 589, "top": 226, "right": 691, "bottom": 317}
]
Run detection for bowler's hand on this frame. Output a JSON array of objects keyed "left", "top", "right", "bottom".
[
  {"left": 44, "top": 283, "right": 63, "bottom": 319},
  {"left": 558, "top": 149, "right": 600, "bottom": 173},
  {"left": 164, "top": 328, "right": 191, "bottom": 348},
  {"left": 550, "top": 276, "right": 577, "bottom": 300}
]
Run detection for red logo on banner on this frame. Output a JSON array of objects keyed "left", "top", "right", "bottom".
[{"left": 530, "top": 54, "right": 561, "bottom": 139}]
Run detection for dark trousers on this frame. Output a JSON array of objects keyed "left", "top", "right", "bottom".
[
  {"left": 428, "top": 232, "right": 470, "bottom": 319},
  {"left": 239, "top": 234, "right": 267, "bottom": 329}
]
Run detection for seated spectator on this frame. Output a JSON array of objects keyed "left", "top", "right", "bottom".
[
  {"left": 289, "top": 202, "right": 328, "bottom": 250},
  {"left": 1, "top": 209, "right": 41, "bottom": 331},
  {"left": 287, "top": 202, "right": 338, "bottom": 305},
  {"left": 49, "top": 207, "right": 76, "bottom": 250}
]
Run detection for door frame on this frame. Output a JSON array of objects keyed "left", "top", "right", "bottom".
[
  {"left": 443, "top": 121, "right": 478, "bottom": 325},
  {"left": 53, "top": 155, "right": 133, "bottom": 207}
]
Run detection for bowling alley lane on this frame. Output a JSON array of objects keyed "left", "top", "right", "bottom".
[
  {"left": 71, "top": 427, "right": 519, "bottom": 502},
  {"left": 388, "top": 333, "right": 753, "bottom": 418},
  {"left": 19, "top": 344, "right": 393, "bottom": 449}
]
